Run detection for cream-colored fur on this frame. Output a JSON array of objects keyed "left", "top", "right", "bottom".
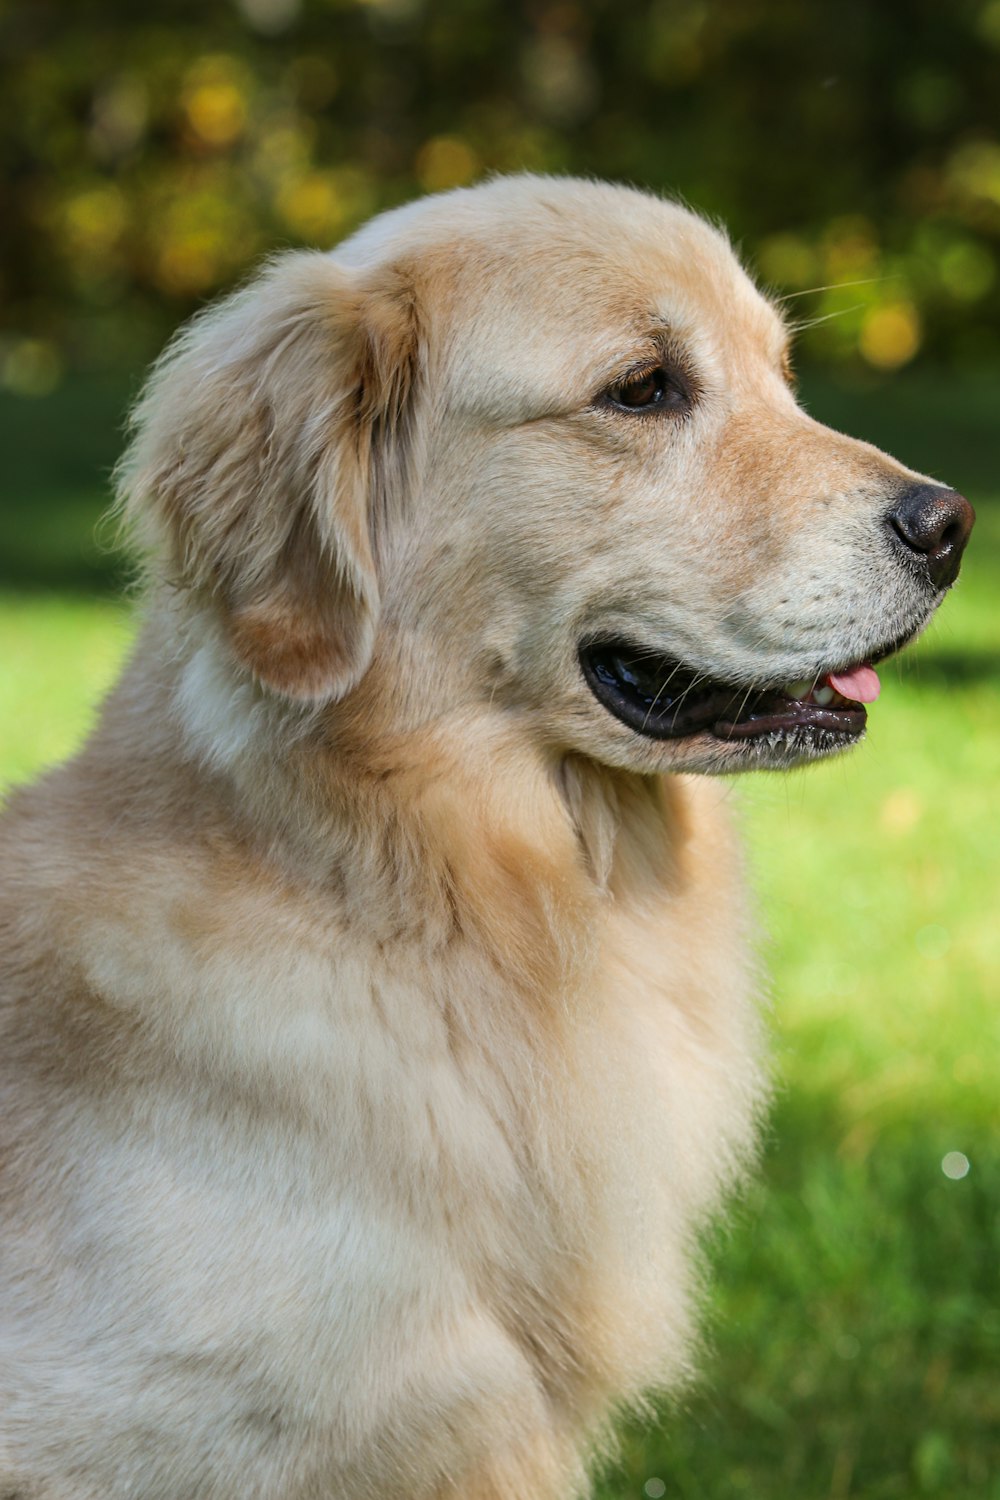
[{"left": 0, "top": 177, "right": 946, "bottom": 1498}]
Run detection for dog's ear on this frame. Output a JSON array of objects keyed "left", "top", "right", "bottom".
[{"left": 117, "top": 252, "right": 419, "bottom": 702}]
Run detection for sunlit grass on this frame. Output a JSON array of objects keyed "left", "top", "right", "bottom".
[
  {"left": 0, "top": 594, "right": 132, "bottom": 789},
  {"left": 1, "top": 508, "right": 997, "bottom": 1500},
  {"left": 744, "top": 582, "right": 1000, "bottom": 1129},
  {"left": 598, "top": 507, "right": 1000, "bottom": 1500}
]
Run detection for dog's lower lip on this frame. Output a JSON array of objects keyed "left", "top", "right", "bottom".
[
  {"left": 714, "top": 702, "right": 866, "bottom": 738},
  {"left": 579, "top": 640, "right": 869, "bottom": 744}
]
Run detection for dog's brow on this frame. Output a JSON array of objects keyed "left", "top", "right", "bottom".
[
  {"left": 642, "top": 324, "right": 693, "bottom": 367},
  {"left": 593, "top": 327, "right": 698, "bottom": 401}
]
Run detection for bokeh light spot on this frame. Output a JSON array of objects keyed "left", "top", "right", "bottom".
[
  {"left": 416, "top": 136, "right": 479, "bottom": 193},
  {"left": 276, "top": 173, "right": 345, "bottom": 241},
  {"left": 1, "top": 339, "right": 64, "bottom": 397},
  {"left": 879, "top": 788, "right": 923, "bottom": 835},
  {"left": 939, "top": 241, "right": 996, "bottom": 301},
  {"left": 979, "top": 0, "right": 1000, "bottom": 45},
  {"left": 236, "top": 0, "right": 301, "bottom": 34},
  {"left": 63, "top": 186, "right": 129, "bottom": 257},
  {"left": 859, "top": 303, "right": 922, "bottom": 369},
  {"left": 757, "top": 233, "right": 819, "bottom": 290},
  {"left": 947, "top": 138, "right": 1000, "bottom": 206},
  {"left": 182, "top": 57, "right": 250, "bottom": 149}
]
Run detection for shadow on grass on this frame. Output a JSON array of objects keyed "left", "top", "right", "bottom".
[
  {"left": 896, "top": 649, "right": 1000, "bottom": 686},
  {"left": 0, "top": 504, "right": 130, "bottom": 594},
  {"left": 0, "top": 376, "right": 134, "bottom": 594}
]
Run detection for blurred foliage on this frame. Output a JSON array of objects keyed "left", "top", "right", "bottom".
[{"left": 2, "top": 0, "right": 1000, "bottom": 391}]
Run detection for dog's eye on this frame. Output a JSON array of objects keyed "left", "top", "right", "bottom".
[{"left": 607, "top": 366, "right": 688, "bottom": 414}]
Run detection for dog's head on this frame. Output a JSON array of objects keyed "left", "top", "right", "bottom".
[{"left": 119, "top": 176, "right": 973, "bottom": 775}]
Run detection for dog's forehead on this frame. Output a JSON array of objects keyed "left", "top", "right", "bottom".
[
  {"left": 346, "top": 179, "right": 786, "bottom": 413},
  {"left": 452, "top": 229, "right": 782, "bottom": 418},
  {"left": 462, "top": 210, "right": 778, "bottom": 359}
]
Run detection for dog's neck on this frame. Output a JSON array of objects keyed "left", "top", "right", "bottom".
[{"left": 89, "top": 600, "right": 687, "bottom": 992}]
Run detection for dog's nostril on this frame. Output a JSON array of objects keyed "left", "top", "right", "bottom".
[
  {"left": 886, "top": 483, "right": 975, "bottom": 590},
  {"left": 939, "top": 519, "right": 964, "bottom": 550}
]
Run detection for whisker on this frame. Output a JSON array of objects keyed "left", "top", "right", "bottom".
[
  {"left": 734, "top": 681, "right": 758, "bottom": 719},
  {"left": 774, "top": 276, "right": 889, "bottom": 303},
  {"left": 789, "top": 302, "right": 866, "bottom": 333},
  {"left": 646, "top": 667, "right": 718, "bottom": 732},
  {"left": 641, "top": 659, "right": 692, "bottom": 730},
  {"left": 722, "top": 681, "right": 759, "bottom": 737}
]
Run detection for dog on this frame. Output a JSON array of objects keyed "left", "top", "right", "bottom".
[{"left": 0, "top": 176, "right": 973, "bottom": 1498}]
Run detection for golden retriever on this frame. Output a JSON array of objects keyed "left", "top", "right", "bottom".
[{"left": 0, "top": 176, "right": 973, "bottom": 1498}]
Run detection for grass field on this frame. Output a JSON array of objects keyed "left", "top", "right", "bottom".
[
  {"left": 595, "top": 505, "right": 1000, "bottom": 1500},
  {"left": 1, "top": 376, "right": 998, "bottom": 1498}
]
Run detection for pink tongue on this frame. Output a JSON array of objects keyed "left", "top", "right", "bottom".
[{"left": 826, "top": 664, "right": 881, "bottom": 703}]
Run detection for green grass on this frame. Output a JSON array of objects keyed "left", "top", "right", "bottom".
[
  {"left": 0, "top": 594, "right": 132, "bottom": 787},
  {"left": 593, "top": 531, "right": 1000, "bottom": 1500},
  {"left": 1, "top": 376, "right": 998, "bottom": 1498}
]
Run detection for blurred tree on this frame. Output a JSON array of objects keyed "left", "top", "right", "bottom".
[{"left": 1, "top": 0, "right": 999, "bottom": 386}]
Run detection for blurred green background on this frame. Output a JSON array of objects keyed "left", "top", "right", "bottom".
[
  {"left": 1, "top": 2, "right": 998, "bottom": 1497},
  {"left": 5, "top": 0, "right": 1000, "bottom": 382}
]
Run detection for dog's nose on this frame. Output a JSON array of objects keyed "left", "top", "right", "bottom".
[{"left": 886, "top": 483, "right": 975, "bottom": 589}]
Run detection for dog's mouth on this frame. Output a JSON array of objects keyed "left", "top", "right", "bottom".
[{"left": 579, "top": 640, "right": 887, "bottom": 749}]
